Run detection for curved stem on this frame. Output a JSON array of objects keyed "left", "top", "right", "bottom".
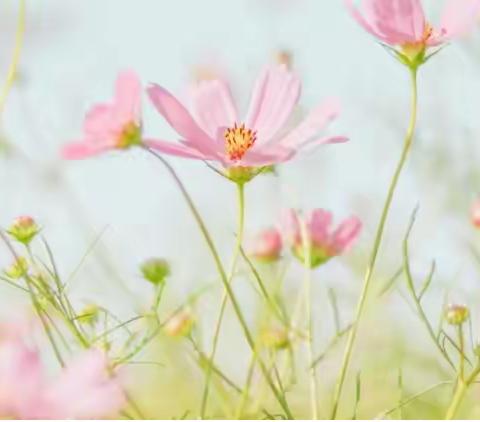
[
  {"left": 0, "top": 0, "right": 25, "bottom": 117},
  {"left": 330, "top": 67, "right": 419, "bottom": 419},
  {"left": 200, "top": 182, "right": 245, "bottom": 418},
  {"left": 144, "top": 148, "right": 293, "bottom": 419}
]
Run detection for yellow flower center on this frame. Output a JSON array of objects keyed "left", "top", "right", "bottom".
[
  {"left": 117, "top": 121, "right": 142, "bottom": 149},
  {"left": 224, "top": 123, "right": 256, "bottom": 161},
  {"left": 402, "top": 23, "right": 433, "bottom": 57}
]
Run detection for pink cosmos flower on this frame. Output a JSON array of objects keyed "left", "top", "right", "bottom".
[
  {"left": 248, "top": 227, "right": 283, "bottom": 262},
  {"left": 146, "top": 65, "right": 347, "bottom": 169},
  {"left": 41, "top": 349, "right": 125, "bottom": 419},
  {"left": 282, "top": 209, "right": 362, "bottom": 267},
  {"left": 62, "top": 70, "right": 143, "bottom": 159},
  {"left": 0, "top": 323, "right": 124, "bottom": 419},
  {"left": 346, "top": 0, "right": 480, "bottom": 50}
]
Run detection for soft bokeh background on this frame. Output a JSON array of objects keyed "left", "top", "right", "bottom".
[{"left": 2, "top": 0, "right": 480, "bottom": 418}]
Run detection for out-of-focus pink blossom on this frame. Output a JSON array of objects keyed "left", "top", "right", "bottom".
[
  {"left": 471, "top": 198, "right": 480, "bottom": 228},
  {"left": 248, "top": 228, "right": 283, "bottom": 262},
  {"left": 345, "top": 0, "right": 480, "bottom": 50},
  {"left": 62, "top": 70, "right": 143, "bottom": 159},
  {"left": 146, "top": 65, "right": 347, "bottom": 169},
  {"left": 0, "top": 323, "right": 124, "bottom": 419},
  {"left": 41, "top": 349, "right": 125, "bottom": 419},
  {"left": 281, "top": 209, "right": 362, "bottom": 268}
]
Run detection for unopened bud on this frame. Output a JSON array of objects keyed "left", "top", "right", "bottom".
[
  {"left": 77, "top": 304, "right": 100, "bottom": 326},
  {"left": 140, "top": 258, "right": 170, "bottom": 285},
  {"left": 248, "top": 228, "right": 283, "bottom": 263},
  {"left": 261, "top": 327, "right": 290, "bottom": 350},
  {"left": 163, "top": 310, "right": 195, "bottom": 337},
  {"left": 7, "top": 216, "right": 40, "bottom": 245},
  {"left": 445, "top": 304, "right": 469, "bottom": 326},
  {"left": 4, "top": 257, "right": 28, "bottom": 279}
]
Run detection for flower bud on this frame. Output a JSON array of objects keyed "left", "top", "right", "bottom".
[
  {"left": 261, "top": 327, "right": 290, "bottom": 350},
  {"left": 4, "top": 257, "right": 28, "bottom": 279},
  {"left": 77, "top": 304, "right": 100, "bottom": 326},
  {"left": 140, "top": 258, "right": 170, "bottom": 285},
  {"left": 471, "top": 199, "right": 480, "bottom": 229},
  {"left": 248, "top": 228, "right": 282, "bottom": 263},
  {"left": 163, "top": 310, "right": 195, "bottom": 337},
  {"left": 7, "top": 216, "right": 40, "bottom": 245},
  {"left": 444, "top": 304, "right": 470, "bottom": 326}
]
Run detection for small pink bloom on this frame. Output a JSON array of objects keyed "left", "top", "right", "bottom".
[
  {"left": 248, "top": 227, "right": 283, "bottom": 262},
  {"left": 62, "top": 70, "right": 143, "bottom": 159},
  {"left": 42, "top": 349, "right": 125, "bottom": 419},
  {"left": 0, "top": 322, "right": 124, "bottom": 419},
  {"left": 146, "top": 65, "right": 347, "bottom": 168},
  {"left": 281, "top": 209, "right": 362, "bottom": 267},
  {"left": 471, "top": 198, "right": 480, "bottom": 228},
  {"left": 345, "top": 0, "right": 480, "bottom": 49}
]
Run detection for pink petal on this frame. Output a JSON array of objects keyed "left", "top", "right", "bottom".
[
  {"left": 44, "top": 349, "right": 124, "bottom": 419},
  {"left": 437, "top": 0, "right": 480, "bottom": 41},
  {"left": 346, "top": 0, "right": 427, "bottom": 45},
  {"left": 61, "top": 141, "right": 114, "bottom": 160},
  {"left": 83, "top": 104, "right": 117, "bottom": 139},
  {"left": 245, "top": 65, "right": 301, "bottom": 143},
  {"left": 331, "top": 217, "right": 362, "bottom": 253},
  {"left": 307, "top": 209, "right": 333, "bottom": 247},
  {"left": 239, "top": 145, "right": 294, "bottom": 167},
  {"left": 114, "top": 69, "right": 142, "bottom": 124},
  {"left": 144, "top": 138, "right": 212, "bottom": 160},
  {"left": 190, "top": 79, "right": 237, "bottom": 138},
  {"left": 147, "top": 84, "right": 218, "bottom": 156},
  {"left": 278, "top": 98, "right": 343, "bottom": 149}
]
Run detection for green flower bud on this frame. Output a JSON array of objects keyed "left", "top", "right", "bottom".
[
  {"left": 7, "top": 216, "right": 40, "bottom": 245},
  {"left": 261, "top": 327, "right": 290, "bottom": 350},
  {"left": 4, "top": 257, "right": 28, "bottom": 279},
  {"left": 77, "top": 303, "right": 100, "bottom": 326},
  {"left": 140, "top": 258, "right": 170, "bottom": 285},
  {"left": 445, "top": 304, "right": 470, "bottom": 326}
]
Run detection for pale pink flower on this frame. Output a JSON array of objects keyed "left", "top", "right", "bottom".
[
  {"left": 41, "top": 349, "right": 125, "bottom": 419},
  {"left": 282, "top": 209, "right": 362, "bottom": 267},
  {"left": 146, "top": 65, "right": 347, "bottom": 169},
  {"left": 0, "top": 323, "right": 124, "bottom": 419},
  {"left": 345, "top": 0, "right": 480, "bottom": 49},
  {"left": 471, "top": 198, "right": 480, "bottom": 228},
  {"left": 62, "top": 70, "right": 143, "bottom": 159},
  {"left": 248, "top": 227, "right": 283, "bottom": 262}
]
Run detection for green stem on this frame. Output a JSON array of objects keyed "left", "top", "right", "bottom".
[
  {"left": 445, "top": 327, "right": 472, "bottom": 420},
  {"left": 300, "top": 217, "right": 318, "bottom": 420},
  {"left": 330, "top": 67, "right": 419, "bottom": 419},
  {"left": 145, "top": 149, "right": 293, "bottom": 419},
  {"left": 200, "top": 182, "right": 245, "bottom": 418}
]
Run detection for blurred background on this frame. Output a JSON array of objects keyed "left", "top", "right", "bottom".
[{"left": 1, "top": 0, "right": 480, "bottom": 418}]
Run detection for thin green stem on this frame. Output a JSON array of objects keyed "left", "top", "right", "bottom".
[
  {"left": 0, "top": 0, "right": 25, "bottom": 116},
  {"left": 201, "top": 182, "right": 245, "bottom": 418},
  {"left": 330, "top": 67, "right": 419, "bottom": 419},
  {"left": 145, "top": 148, "right": 293, "bottom": 418},
  {"left": 300, "top": 217, "right": 318, "bottom": 420}
]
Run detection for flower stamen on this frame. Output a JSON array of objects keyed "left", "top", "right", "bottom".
[{"left": 224, "top": 123, "right": 256, "bottom": 161}]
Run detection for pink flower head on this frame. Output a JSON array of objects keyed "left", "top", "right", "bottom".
[
  {"left": 0, "top": 321, "right": 124, "bottom": 420},
  {"left": 346, "top": 0, "right": 480, "bottom": 54},
  {"left": 146, "top": 65, "right": 347, "bottom": 174},
  {"left": 471, "top": 198, "right": 480, "bottom": 228},
  {"left": 281, "top": 209, "right": 362, "bottom": 268},
  {"left": 62, "top": 70, "right": 142, "bottom": 159},
  {"left": 248, "top": 227, "right": 283, "bottom": 262},
  {"left": 41, "top": 349, "right": 125, "bottom": 419}
]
